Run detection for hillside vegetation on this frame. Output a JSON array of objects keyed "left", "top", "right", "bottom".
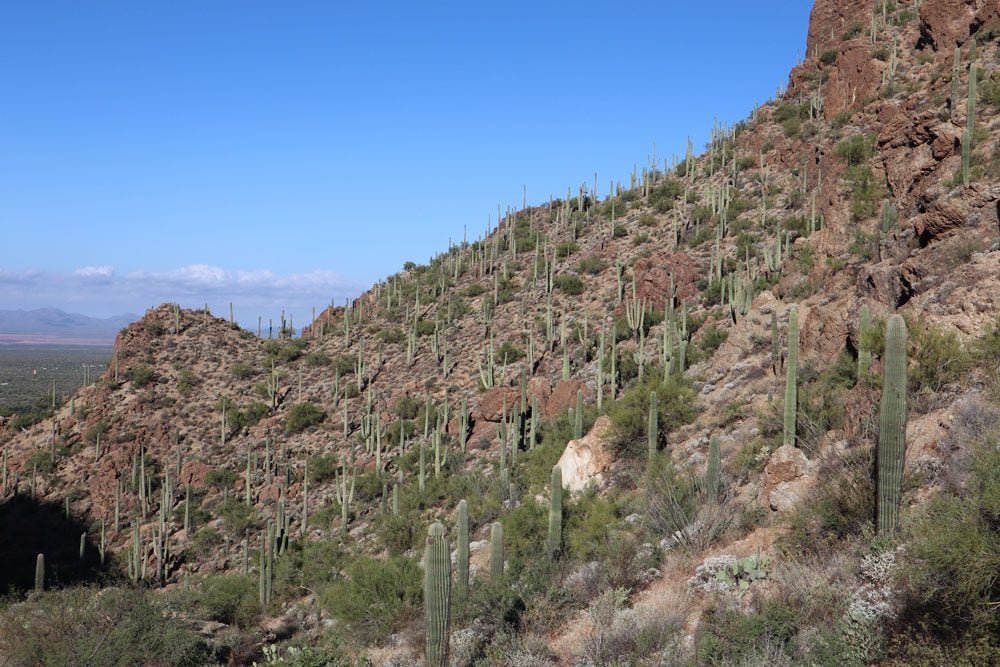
[{"left": 1, "top": 0, "right": 999, "bottom": 665}]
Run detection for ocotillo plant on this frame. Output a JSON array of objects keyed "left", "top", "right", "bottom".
[
  {"left": 783, "top": 306, "right": 799, "bottom": 448},
  {"left": 456, "top": 500, "right": 469, "bottom": 597},
  {"left": 877, "top": 315, "right": 908, "bottom": 535},
  {"left": 647, "top": 390, "right": 658, "bottom": 458},
  {"left": 490, "top": 522, "right": 504, "bottom": 581},
  {"left": 424, "top": 522, "right": 451, "bottom": 667},
  {"left": 548, "top": 465, "right": 563, "bottom": 559}
]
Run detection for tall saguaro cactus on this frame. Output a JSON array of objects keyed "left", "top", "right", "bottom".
[
  {"left": 490, "top": 522, "right": 504, "bottom": 581},
  {"left": 877, "top": 315, "right": 908, "bottom": 535},
  {"left": 424, "top": 522, "right": 451, "bottom": 667},
  {"left": 783, "top": 306, "right": 799, "bottom": 448},
  {"left": 34, "top": 553, "right": 44, "bottom": 592},
  {"left": 548, "top": 466, "right": 563, "bottom": 559},
  {"left": 707, "top": 435, "right": 721, "bottom": 501},
  {"left": 647, "top": 390, "right": 659, "bottom": 458},
  {"left": 456, "top": 500, "right": 469, "bottom": 598}
]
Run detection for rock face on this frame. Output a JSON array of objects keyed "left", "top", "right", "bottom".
[
  {"left": 758, "top": 445, "right": 817, "bottom": 513},
  {"left": 632, "top": 252, "right": 701, "bottom": 308},
  {"left": 556, "top": 416, "right": 614, "bottom": 493}
]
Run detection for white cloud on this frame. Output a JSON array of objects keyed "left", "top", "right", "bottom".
[
  {"left": 74, "top": 265, "right": 116, "bottom": 280},
  {"left": 0, "top": 264, "right": 365, "bottom": 325}
]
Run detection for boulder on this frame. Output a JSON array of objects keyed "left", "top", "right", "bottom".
[{"left": 556, "top": 415, "right": 614, "bottom": 493}]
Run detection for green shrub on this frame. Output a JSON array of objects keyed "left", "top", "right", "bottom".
[
  {"left": 129, "top": 364, "right": 155, "bottom": 388},
  {"left": 264, "top": 338, "right": 308, "bottom": 363},
  {"left": 305, "top": 351, "right": 331, "bottom": 367},
  {"left": 556, "top": 241, "right": 579, "bottom": 258},
  {"left": 205, "top": 467, "right": 237, "bottom": 489},
  {"left": 836, "top": 134, "right": 874, "bottom": 166},
  {"left": 232, "top": 362, "right": 256, "bottom": 379},
  {"left": 909, "top": 321, "right": 972, "bottom": 394},
  {"left": 319, "top": 555, "right": 422, "bottom": 646},
  {"left": 286, "top": 402, "right": 325, "bottom": 434},
  {"left": 564, "top": 490, "right": 620, "bottom": 562},
  {"left": 696, "top": 600, "right": 799, "bottom": 664},
  {"left": 227, "top": 401, "right": 269, "bottom": 435},
  {"left": 578, "top": 255, "right": 606, "bottom": 275},
  {"left": 0, "top": 587, "right": 211, "bottom": 666},
  {"left": 496, "top": 340, "right": 525, "bottom": 363},
  {"left": 198, "top": 574, "right": 261, "bottom": 628},
  {"left": 554, "top": 274, "right": 586, "bottom": 295},
  {"left": 699, "top": 323, "right": 729, "bottom": 357},
  {"left": 218, "top": 497, "right": 258, "bottom": 535},
  {"left": 819, "top": 49, "right": 837, "bottom": 65},
  {"left": 607, "top": 377, "right": 697, "bottom": 458}
]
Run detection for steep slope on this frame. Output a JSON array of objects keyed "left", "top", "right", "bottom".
[{"left": 2, "top": 0, "right": 999, "bottom": 664}]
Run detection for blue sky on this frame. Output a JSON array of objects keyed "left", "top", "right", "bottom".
[{"left": 0, "top": 1, "right": 812, "bottom": 325}]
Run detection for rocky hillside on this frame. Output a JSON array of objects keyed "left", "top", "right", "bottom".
[{"left": 1, "top": 0, "right": 999, "bottom": 665}]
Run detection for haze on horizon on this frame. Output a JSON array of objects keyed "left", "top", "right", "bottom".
[{"left": 0, "top": 1, "right": 811, "bottom": 328}]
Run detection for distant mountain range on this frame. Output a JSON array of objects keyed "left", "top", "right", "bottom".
[{"left": 0, "top": 309, "right": 137, "bottom": 345}]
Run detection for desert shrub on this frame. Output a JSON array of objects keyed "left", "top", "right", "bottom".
[
  {"left": 819, "top": 49, "right": 838, "bottom": 65},
  {"left": 556, "top": 241, "right": 579, "bottom": 257},
  {"left": 0, "top": 586, "right": 211, "bottom": 666},
  {"left": 264, "top": 338, "right": 308, "bottom": 363},
  {"left": 696, "top": 600, "right": 800, "bottom": 665},
  {"left": 227, "top": 401, "right": 269, "bottom": 435},
  {"left": 578, "top": 255, "right": 606, "bottom": 275},
  {"left": 272, "top": 539, "right": 345, "bottom": 596},
  {"left": 304, "top": 351, "right": 331, "bottom": 367},
  {"left": 204, "top": 466, "right": 237, "bottom": 489},
  {"left": 908, "top": 320, "right": 973, "bottom": 394},
  {"left": 286, "top": 401, "right": 325, "bottom": 434},
  {"left": 607, "top": 376, "right": 697, "bottom": 458},
  {"left": 564, "top": 489, "right": 620, "bottom": 562},
  {"left": 218, "top": 497, "right": 258, "bottom": 535},
  {"left": 897, "top": 437, "right": 1000, "bottom": 640},
  {"left": 319, "top": 555, "right": 422, "bottom": 646},
  {"left": 649, "top": 179, "right": 683, "bottom": 213},
  {"left": 231, "top": 362, "right": 256, "bottom": 379},
  {"left": 780, "top": 446, "right": 874, "bottom": 555},
  {"left": 836, "top": 134, "right": 874, "bottom": 166},
  {"left": 554, "top": 274, "right": 586, "bottom": 295},
  {"left": 129, "top": 364, "right": 155, "bottom": 388},
  {"left": 699, "top": 323, "right": 729, "bottom": 356},
  {"left": 492, "top": 339, "right": 523, "bottom": 364},
  {"left": 198, "top": 574, "right": 261, "bottom": 628},
  {"left": 331, "top": 354, "right": 356, "bottom": 375}
]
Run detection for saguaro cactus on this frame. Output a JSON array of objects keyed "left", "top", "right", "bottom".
[
  {"left": 456, "top": 500, "right": 469, "bottom": 597},
  {"left": 548, "top": 465, "right": 563, "bottom": 559},
  {"left": 858, "top": 304, "right": 872, "bottom": 379},
  {"left": 877, "top": 315, "right": 908, "bottom": 535},
  {"left": 783, "top": 306, "right": 799, "bottom": 448},
  {"left": 707, "top": 435, "right": 721, "bottom": 501},
  {"left": 424, "top": 522, "right": 451, "bottom": 667},
  {"left": 34, "top": 553, "right": 44, "bottom": 592},
  {"left": 490, "top": 522, "right": 504, "bottom": 581},
  {"left": 647, "top": 390, "right": 658, "bottom": 458}
]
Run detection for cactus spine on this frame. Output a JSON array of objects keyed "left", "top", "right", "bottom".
[
  {"left": 548, "top": 465, "right": 563, "bottom": 559},
  {"left": 424, "top": 522, "right": 451, "bottom": 667},
  {"left": 783, "top": 306, "right": 799, "bottom": 448},
  {"left": 489, "top": 522, "right": 504, "bottom": 581},
  {"left": 877, "top": 315, "right": 908, "bottom": 535},
  {"left": 456, "top": 500, "right": 469, "bottom": 597}
]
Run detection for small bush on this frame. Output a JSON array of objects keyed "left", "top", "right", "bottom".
[
  {"left": 129, "top": 364, "right": 155, "bottom": 388},
  {"left": 319, "top": 555, "right": 422, "bottom": 646},
  {"left": 554, "top": 274, "right": 586, "bottom": 295},
  {"left": 556, "top": 241, "right": 579, "bottom": 258},
  {"left": 198, "top": 574, "right": 261, "bottom": 628},
  {"left": 819, "top": 49, "right": 838, "bottom": 65},
  {"left": 305, "top": 351, "right": 331, "bottom": 367},
  {"left": 836, "top": 134, "right": 874, "bottom": 166},
  {"left": 578, "top": 255, "right": 606, "bottom": 275},
  {"left": 205, "top": 466, "right": 237, "bottom": 489},
  {"left": 607, "top": 377, "right": 697, "bottom": 458},
  {"left": 286, "top": 402, "right": 325, "bottom": 434},
  {"left": 231, "top": 362, "right": 256, "bottom": 380}
]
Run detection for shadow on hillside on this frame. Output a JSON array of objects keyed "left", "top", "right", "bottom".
[{"left": 0, "top": 494, "right": 107, "bottom": 594}]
